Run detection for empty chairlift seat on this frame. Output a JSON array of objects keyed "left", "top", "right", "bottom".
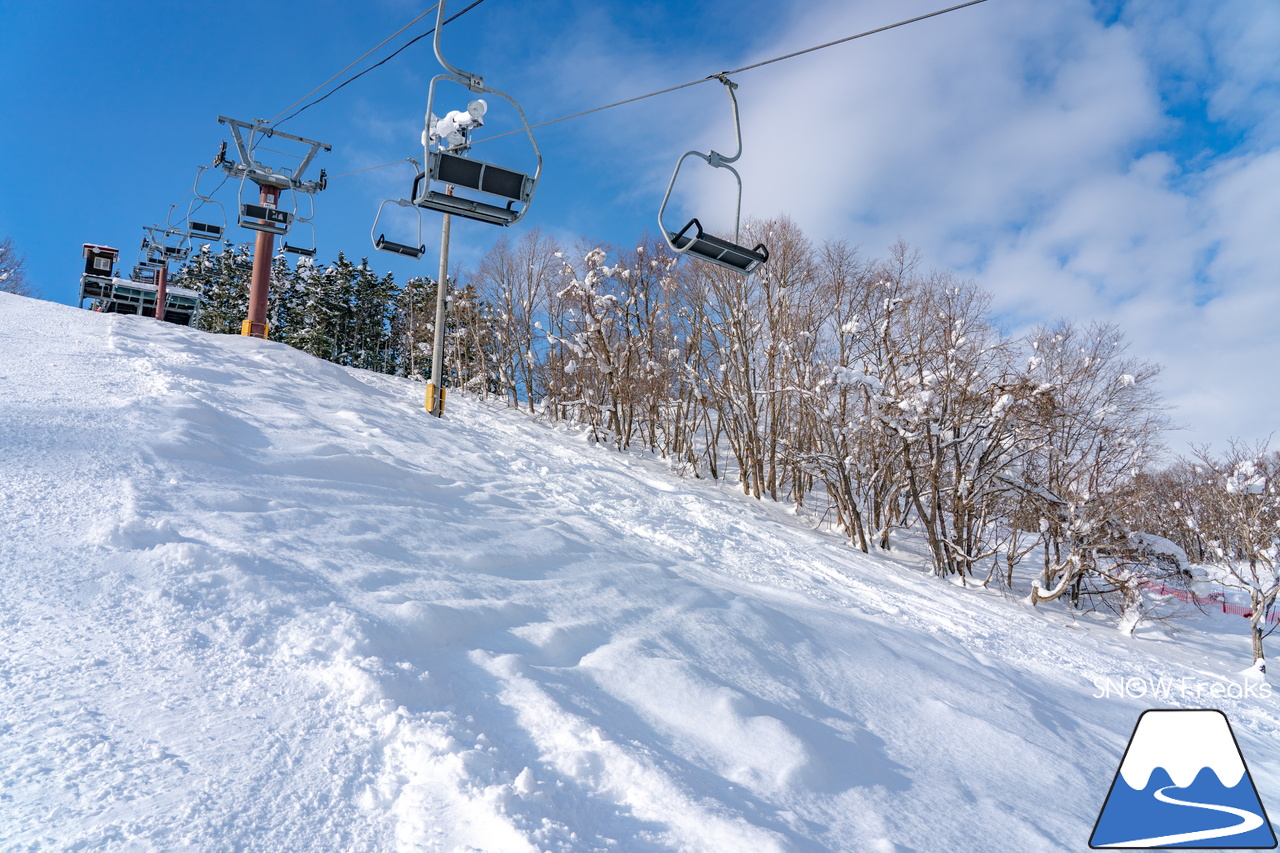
[
  {"left": 658, "top": 75, "right": 769, "bottom": 276},
  {"left": 667, "top": 217, "right": 769, "bottom": 275},
  {"left": 374, "top": 234, "right": 426, "bottom": 259}
]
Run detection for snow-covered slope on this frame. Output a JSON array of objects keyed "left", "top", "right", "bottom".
[{"left": 2, "top": 291, "right": 1277, "bottom": 852}]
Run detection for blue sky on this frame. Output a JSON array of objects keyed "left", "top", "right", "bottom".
[{"left": 1, "top": 0, "right": 1277, "bottom": 451}]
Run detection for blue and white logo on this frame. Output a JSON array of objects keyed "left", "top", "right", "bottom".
[{"left": 1091, "top": 709, "right": 1276, "bottom": 848}]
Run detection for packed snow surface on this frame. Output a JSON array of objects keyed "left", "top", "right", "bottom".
[{"left": 2, "top": 291, "right": 1278, "bottom": 851}]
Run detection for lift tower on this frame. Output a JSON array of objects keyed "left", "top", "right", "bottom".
[{"left": 216, "top": 117, "right": 330, "bottom": 338}]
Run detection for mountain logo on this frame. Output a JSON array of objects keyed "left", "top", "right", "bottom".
[{"left": 1091, "top": 709, "right": 1276, "bottom": 849}]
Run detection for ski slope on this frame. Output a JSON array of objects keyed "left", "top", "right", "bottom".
[{"left": 1, "top": 291, "right": 1277, "bottom": 852}]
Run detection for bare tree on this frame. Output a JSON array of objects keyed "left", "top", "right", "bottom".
[
  {"left": 1184, "top": 442, "right": 1280, "bottom": 666},
  {"left": 1017, "top": 322, "right": 1171, "bottom": 609},
  {"left": 0, "top": 237, "right": 37, "bottom": 297},
  {"left": 471, "top": 229, "right": 561, "bottom": 412}
]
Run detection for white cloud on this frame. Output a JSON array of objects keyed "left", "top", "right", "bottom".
[{"left": 653, "top": 0, "right": 1277, "bottom": 449}]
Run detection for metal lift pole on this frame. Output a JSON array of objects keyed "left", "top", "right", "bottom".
[
  {"left": 244, "top": 184, "right": 281, "bottom": 339},
  {"left": 427, "top": 201, "right": 451, "bottom": 417}
]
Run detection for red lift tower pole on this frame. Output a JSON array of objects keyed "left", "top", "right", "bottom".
[
  {"left": 243, "top": 184, "right": 280, "bottom": 339},
  {"left": 154, "top": 261, "right": 168, "bottom": 322}
]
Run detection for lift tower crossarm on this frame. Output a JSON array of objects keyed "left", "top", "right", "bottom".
[{"left": 216, "top": 116, "right": 331, "bottom": 192}]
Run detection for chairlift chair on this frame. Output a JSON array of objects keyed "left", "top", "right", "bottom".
[
  {"left": 131, "top": 263, "right": 160, "bottom": 285},
  {"left": 185, "top": 165, "right": 228, "bottom": 242},
  {"left": 237, "top": 174, "right": 295, "bottom": 235},
  {"left": 143, "top": 225, "right": 191, "bottom": 264},
  {"left": 371, "top": 197, "right": 427, "bottom": 259},
  {"left": 412, "top": 0, "right": 542, "bottom": 227},
  {"left": 282, "top": 192, "right": 317, "bottom": 257},
  {"left": 658, "top": 75, "right": 769, "bottom": 276},
  {"left": 371, "top": 161, "right": 428, "bottom": 259}
]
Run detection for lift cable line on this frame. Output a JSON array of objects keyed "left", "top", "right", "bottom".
[
  {"left": 485, "top": 0, "right": 993, "bottom": 142},
  {"left": 271, "top": 0, "right": 489, "bottom": 130},
  {"left": 323, "top": 0, "right": 991, "bottom": 180},
  {"left": 267, "top": 4, "right": 439, "bottom": 128}
]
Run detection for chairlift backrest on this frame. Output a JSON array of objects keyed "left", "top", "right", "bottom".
[
  {"left": 412, "top": 0, "right": 541, "bottom": 227},
  {"left": 238, "top": 182, "right": 295, "bottom": 235},
  {"left": 189, "top": 220, "right": 225, "bottom": 240},
  {"left": 658, "top": 75, "right": 769, "bottom": 276}
]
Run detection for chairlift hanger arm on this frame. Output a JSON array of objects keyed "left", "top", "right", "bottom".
[
  {"left": 371, "top": 197, "right": 426, "bottom": 259},
  {"left": 657, "top": 76, "right": 745, "bottom": 244},
  {"left": 707, "top": 74, "right": 742, "bottom": 167},
  {"left": 431, "top": 0, "right": 482, "bottom": 91},
  {"left": 658, "top": 150, "right": 744, "bottom": 243}
]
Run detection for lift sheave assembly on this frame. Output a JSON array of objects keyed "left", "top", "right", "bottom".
[{"left": 659, "top": 75, "right": 769, "bottom": 276}]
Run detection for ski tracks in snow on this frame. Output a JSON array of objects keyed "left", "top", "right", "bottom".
[{"left": 7, "top": 299, "right": 1280, "bottom": 851}]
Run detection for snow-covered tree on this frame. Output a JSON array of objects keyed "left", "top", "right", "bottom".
[
  {"left": 1183, "top": 443, "right": 1280, "bottom": 665},
  {"left": 1010, "top": 322, "right": 1170, "bottom": 608},
  {"left": 172, "top": 243, "right": 250, "bottom": 334}
]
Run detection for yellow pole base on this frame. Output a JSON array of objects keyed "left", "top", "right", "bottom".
[
  {"left": 241, "top": 320, "right": 269, "bottom": 338},
  {"left": 425, "top": 383, "right": 446, "bottom": 417}
]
